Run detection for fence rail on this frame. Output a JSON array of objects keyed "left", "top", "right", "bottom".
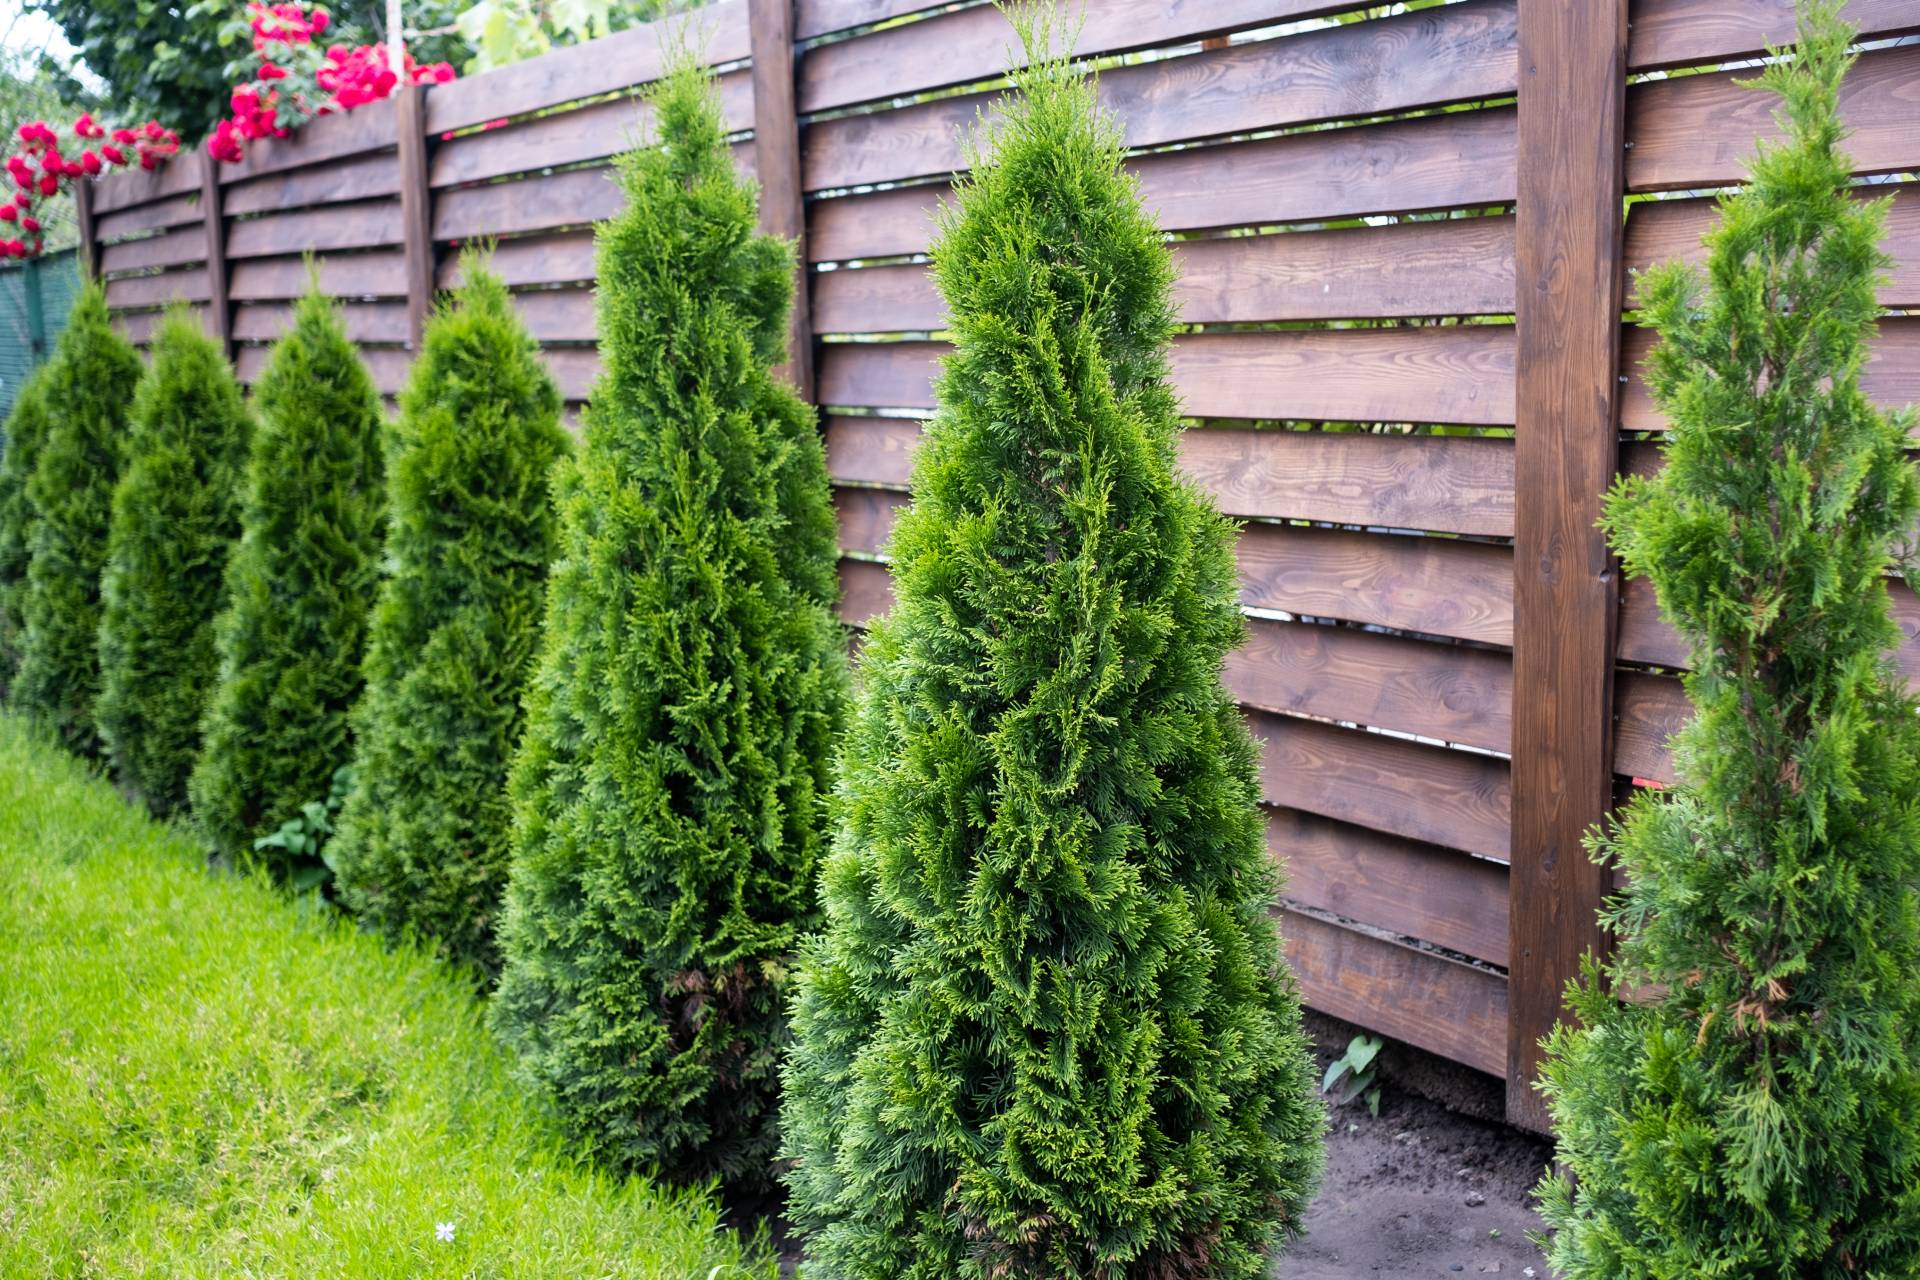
[{"left": 78, "top": 0, "right": 1920, "bottom": 1131}]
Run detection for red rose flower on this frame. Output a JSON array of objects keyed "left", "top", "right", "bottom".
[
  {"left": 36, "top": 174, "right": 56, "bottom": 195},
  {"left": 21, "top": 216, "right": 38, "bottom": 233},
  {"left": 0, "top": 205, "right": 15, "bottom": 224},
  {"left": 100, "top": 144, "right": 127, "bottom": 166}
]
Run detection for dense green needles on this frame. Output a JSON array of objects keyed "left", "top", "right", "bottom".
[
  {"left": 1537, "top": 7, "right": 1920, "bottom": 1276},
  {"left": 0, "top": 363, "right": 53, "bottom": 691},
  {"left": 780, "top": 28, "right": 1324, "bottom": 1280}
]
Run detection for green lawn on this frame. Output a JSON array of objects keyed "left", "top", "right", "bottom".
[{"left": 0, "top": 715, "right": 774, "bottom": 1279}]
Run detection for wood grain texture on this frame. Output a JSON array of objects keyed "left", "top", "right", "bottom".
[
  {"left": 232, "top": 301, "right": 410, "bottom": 344},
  {"left": 437, "top": 230, "right": 595, "bottom": 288},
  {"left": 216, "top": 97, "right": 400, "bottom": 183},
  {"left": 87, "top": 149, "right": 203, "bottom": 213},
  {"left": 1627, "top": 0, "right": 1920, "bottom": 71},
  {"left": 235, "top": 341, "right": 411, "bottom": 394},
  {"left": 803, "top": 0, "right": 1518, "bottom": 191},
  {"left": 503, "top": 287, "right": 596, "bottom": 342},
  {"left": 825, "top": 415, "right": 921, "bottom": 486},
  {"left": 225, "top": 201, "right": 404, "bottom": 259},
  {"left": 105, "top": 268, "right": 210, "bottom": 308},
  {"left": 838, "top": 556, "right": 894, "bottom": 627},
  {"left": 228, "top": 250, "right": 409, "bottom": 300},
  {"left": 94, "top": 193, "right": 204, "bottom": 241},
  {"left": 1613, "top": 669, "right": 1690, "bottom": 785},
  {"left": 794, "top": 0, "right": 942, "bottom": 39},
  {"left": 1272, "top": 806, "right": 1510, "bottom": 966},
  {"left": 751, "top": 0, "right": 815, "bottom": 400},
  {"left": 223, "top": 150, "right": 401, "bottom": 215},
  {"left": 73, "top": 180, "right": 98, "bottom": 279},
  {"left": 536, "top": 346, "right": 602, "bottom": 401},
  {"left": 113, "top": 304, "right": 210, "bottom": 343},
  {"left": 1626, "top": 45, "right": 1920, "bottom": 193},
  {"left": 99, "top": 226, "right": 206, "bottom": 275},
  {"left": 833, "top": 485, "right": 909, "bottom": 556},
  {"left": 396, "top": 82, "right": 436, "bottom": 350},
  {"left": 432, "top": 142, "right": 753, "bottom": 242},
  {"left": 1506, "top": 0, "right": 1627, "bottom": 1132},
  {"left": 198, "top": 150, "right": 231, "bottom": 355}
]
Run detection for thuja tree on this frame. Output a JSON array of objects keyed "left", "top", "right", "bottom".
[
  {"left": 331, "top": 262, "right": 569, "bottom": 976},
  {"left": 0, "top": 364, "right": 53, "bottom": 691},
  {"left": 96, "top": 308, "right": 254, "bottom": 817},
  {"left": 11, "top": 285, "right": 142, "bottom": 755},
  {"left": 781, "top": 35, "right": 1325, "bottom": 1280},
  {"left": 189, "top": 288, "right": 386, "bottom": 882},
  {"left": 488, "top": 63, "right": 847, "bottom": 1192},
  {"left": 1537, "top": 7, "right": 1920, "bottom": 1276}
]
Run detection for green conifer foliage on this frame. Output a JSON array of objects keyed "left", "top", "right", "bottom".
[
  {"left": 1537, "top": 8, "right": 1920, "bottom": 1275},
  {"left": 779, "top": 35, "right": 1324, "bottom": 1280},
  {"left": 189, "top": 288, "right": 387, "bottom": 882},
  {"left": 96, "top": 308, "right": 254, "bottom": 817},
  {"left": 0, "top": 364, "right": 54, "bottom": 691},
  {"left": 11, "top": 285, "right": 143, "bottom": 755},
  {"left": 487, "top": 64, "right": 847, "bottom": 1192},
  {"left": 331, "top": 262, "right": 569, "bottom": 976}
]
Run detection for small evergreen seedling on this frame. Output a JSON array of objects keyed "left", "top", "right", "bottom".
[
  {"left": 11, "top": 285, "right": 143, "bottom": 755},
  {"left": 1537, "top": 7, "right": 1920, "bottom": 1276},
  {"left": 0, "top": 364, "right": 54, "bottom": 691},
  {"left": 331, "top": 261, "right": 569, "bottom": 976},
  {"left": 780, "top": 27, "right": 1324, "bottom": 1279},
  {"left": 487, "top": 64, "right": 847, "bottom": 1193},
  {"left": 96, "top": 307, "right": 254, "bottom": 817},
  {"left": 189, "top": 288, "right": 386, "bottom": 884}
]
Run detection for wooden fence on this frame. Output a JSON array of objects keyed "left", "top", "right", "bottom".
[{"left": 77, "top": 0, "right": 1920, "bottom": 1132}]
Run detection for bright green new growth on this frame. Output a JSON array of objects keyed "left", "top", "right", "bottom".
[
  {"left": 331, "top": 261, "right": 569, "bottom": 977},
  {"left": 11, "top": 285, "right": 143, "bottom": 756},
  {"left": 189, "top": 288, "right": 386, "bottom": 883},
  {"left": 488, "top": 63, "right": 847, "bottom": 1193},
  {"left": 0, "top": 364, "right": 54, "bottom": 691},
  {"left": 780, "top": 30, "right": 1324, "bottom": 1280},
  {"left": 96, "top": 307, "right": 254, "bottom": 817},
  {"left": 1538, "top": 7, "right": 1920, "bottom": 1276}
]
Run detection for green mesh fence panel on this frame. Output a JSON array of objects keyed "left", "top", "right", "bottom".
[{"left": 0, "top": 249, "right": 82, "bottom": 429}]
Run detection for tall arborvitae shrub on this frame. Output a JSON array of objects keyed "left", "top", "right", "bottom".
[
  {"left": 0, "top": 365, "right": 54, "bottom": 691},
  {"left": 331, "top": 262, "right": 568, "bottom": 975},
  {"left": 189, "top": 288, "right": 386, "bottom": 882},
  {"left": 96, "top": 308, "right": 254, "bottom": 817},
  {"left": 781, "top": 34, "right": 1325, "bottom": 1280},
  {"left": 11, "top": 285, "right": 143, "bottom": 755},
  {"left": 1537, "top": 7, "right": 1920, "bottom": 1276},
  {"left": 487, "top": 64, "right": 847, "bottom": 1193}
]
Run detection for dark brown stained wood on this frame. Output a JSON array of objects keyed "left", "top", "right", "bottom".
[
  {"left": 1626, "top": 46, "right": 1920, "bottom": 193},
  {"left": 803, "top": 0, "right": 1518, "bottom": 191},
  {"left": 99, "top": 226, "right": 206, "bottom": 275},
  {"left": 434, "top": 143, "right": 773, "bottom": 241},
  {"left": 106, "top": 268, "right": 211, "bottom": 308},
  {"left": 198, "top": 150, "right": 231, "bottom": 356},
  {"left": 750, "top": 0, "right": 815, "bottom": 400},
  {"left": 113, "top": 305, "right": 210, "bottom": 343},
  {"left": 217, "top": 98, "right": 399, "bottom": 183},
  {"left": 838, "top": 556, "right": 894, "bottom": 626},
  {"left": 429, "top": 71, "right": 755, "bottom": 188},
  {"left": 88, "top": 151, "right": 204, "bottom": 214},
  {"left": 506, "top": 287, "right": 596, "bottom": 342},
  {"left": 794, "top": 0, "right": 942, "bottom": 39},
  {"left": 1507, "top": 0, "right": 1627, "bottom": 1133},
  {"left": 234, "top": 341, "right": 411, "bottom": 394},
  {"left": 539, "top": 347, "right": 602, "bottom": 401},
  {"left": 232, "top": 301, "right": 410, "bottom": 344},
  {"left": 809, "top": 105, "right": 1518, "bottom": 262},
  {"left": 1625, "top": 185, "right": 1920, "bottom": 309},
  {"left": 438, "top": 230, "right": 596, "bottom": 289},
  {"left": 225, "top": 202, "right": 405, "bottom": 259},
  {"left": 1620, "top": 318, "right": 1920, "bottom": 432},
  {"left": 833, "top": 486, "right": 910, "bottom": 557},
  {"left": 1225, "top": 616, "right": 1512, "bottom": 754},
  {"left": 1271, "top": 807, "right": 1511, "bottom": 966},
  {"left": 1237, "top": 523, "right": 1514, "bottom": 647},
  {"left": 94, "top": 193, "right": 204, "bottom": 241},
  {"left": 396, "top": 83, "right": 436, "bottom": 350},
  {"left": 810, "top": 263, "right": 940, "bottom": 334},
  {"left": 73, "top": 180, "right": 99, "bottom": 278},
  {"left": 1280, "top": 907, "right": 1508, "bottom": 1076},
  {"left": 1248, "top": 708, "right": 1511, "bottom": 861},
  {"left": 798, "top": 0, "right": 1371, "bottom": 114},
  {"left": 816, "top": 339, "right": 942, "bottom": 408},
  {"left": 1613, "top": 670, "right": 1689, "bottom": 785},
  {"left": 223, "top": 150, "right": 402, "bottom": 215},
  {"left": 1627, "top": 0, "right": 1920, "bottom": 71},
  {"left": 228, "top": 250, "right": 409, "bottom": 300},
  {"left": 426, "top": 0, "right": 750, "bottom": 133},
  {"left": 825, "top": 415, "right": 921, "bottom": 486}
]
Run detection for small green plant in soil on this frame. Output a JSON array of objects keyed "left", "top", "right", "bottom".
[
  {"left": 1322, "top": 1034, "right": 1384, "bottom": 1118},
  {"left": 253, "top": 764, "right": 355, "bottom": 898}
]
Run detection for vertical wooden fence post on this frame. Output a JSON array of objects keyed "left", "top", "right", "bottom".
[
  {"left": 1507, "top": 0, "right": 1630, "bottom": 1133},
  {"left": 200, "top": 150, "right": 233, "bottom": 359},
  {"left": 747, "top": 0, "right": 814, "bottom": 402},
  {"left": 395, "top": 81, "right": 436, "bottom": 351},
  {"left": 73, "top": 179, "right": 99, "bottom": 281}
]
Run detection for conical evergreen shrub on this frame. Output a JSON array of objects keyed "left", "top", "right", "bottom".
[
  {"left": 11, "top": 285, "right": 143, "bottom": 755},
  {"left": 780, "top": 32, "right": 1324, "bottom": 1280},
  {"left": 1537, "top": 7, "right": 1920, "bottom": 1276},
  {"left": 330, "top": 261, "right": 569, "bottom": 976},
  {"left": 487, "top": 63, "right": 848, "bottom": 1193},
  {"left": 0, "top": 364, "right": 54, "bottom": 692},
  {"left": 96, "top": 307, "right": 254, "bottom": 817},
  {"left": 189, "top": 288, "right": 386, "bottom": 883}
]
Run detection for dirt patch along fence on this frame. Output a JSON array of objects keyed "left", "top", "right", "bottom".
[{"left": 78, "top": 0, "right": 1920, "bottom": 1132}]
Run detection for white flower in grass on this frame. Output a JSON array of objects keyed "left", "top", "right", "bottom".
[{"left": 435, "top": 1222, "right": 456, "bottom": 1243}]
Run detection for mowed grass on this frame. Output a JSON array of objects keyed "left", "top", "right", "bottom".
[{"left": 0, "top": 715, "right": 775, "bottom": 1279}]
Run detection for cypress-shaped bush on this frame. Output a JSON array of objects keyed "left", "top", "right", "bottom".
[
  {"left": 0, "top": 364, "right": 54, "bottom": 692},
  {"left": 189, "top": 288, "right": 386, "bottom": 883},
  {"left": 11, "top": 285, "right": 143, "bottom": 755},
  {"left": 780, "top": 33, "right": 1324, "bottom": 1280},
  {"left": 330, "top": 261, "right": 568, "bottom": 975},
  {"left": 1537, "top": 7, "right": 1920, "bottom": 1276},
  {"left": 487, "top": 63, "right": 847, "bottom": 1193},
  {"left": 96, "top": 307, "right": 254, "bottom": 817}
]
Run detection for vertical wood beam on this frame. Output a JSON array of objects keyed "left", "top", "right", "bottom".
[
  {"left": 395, "top": 81, "right": 436, "bottom": 351},
  {"left": 1507, "top": 0, "right": 1630, "bottom": 1133},
  {"left": 748, "top": 0, "right": 815, "bottom": 402},
  {"left": 199, "top": 150, "right": 233, "bottom": 359},
  {"left": 73, "top": 179, "right": 99, "bottom": 280}
]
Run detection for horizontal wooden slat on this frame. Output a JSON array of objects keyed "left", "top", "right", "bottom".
[
  {"left": 438, "top": 230, "right": 596, "bottom": 289},
  {"left": 1613, "top": 670, "right": 1690, "bottom": 785},
  {"left": 94, "top": 193, "right": 203, "bottom": 241},
  {"left": 235, "top": 341, "right": 411, "bottom": 394},
  {"left": 426, "top": 0, "right": 750, "bottom": 133},
  {"left": 432, "top": 142, "right": 754, "bottom": 241},
  {"left": 834, "top": 485, "right": 909, "bottom": 557},
  {"left": 99, "top": 226, "right": 205, "bottom": 274},
  {"left": 1626, "top": 0, "right": 1920, "bottom": 72},
  {"left": 225, "top": 202, "right": 404, "bottom": 259},
  {"left": 217, "top": 98, "right": 400, "bottom": 184},
  {"left": 795, "top": 0, "right": 941, "bottom": 40},
  {"left": 540, "top": 347, "right": 601, "bottom": 401},
  {"left": 223, "top": 150, "right": 401, "bottom": 215},
  {"left": 825, "top": 415, "right": 920, "bottom": 486},
  {"left": 1280, "top": 906, "right": 1508, "bottom": 1075},
  {"left": 1250, "top": 707, "right": 1510, "bottom": 860},
  {"left": 838, "top": 556, "right": 893, "bottom": 626},
  {"left": 87, "top": 152, "right": 202, "bottom": 214},
  {"left": 431, "top": 70, "right": 753, "bottom": 188},
  {"left": 232, "top": 300, "right": 410, "bottom": 344},
  {"left": 228, "top": 250, "right": 409, "bottom": 301},
  {"left": 1626, "top": 45, "right": 1920, "bottom": 193},
  {"left": 499, "top": 288, "right": 595, "bottom": 343},
  {"left": 113, "top": 305, "right": 210, "bottom": 344},
  {"left": 106, "top": 268, "right": 209, "bottom": 308},
  {"left": 1272, "top": 807, "right": 1510, "bottom": 966}
]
